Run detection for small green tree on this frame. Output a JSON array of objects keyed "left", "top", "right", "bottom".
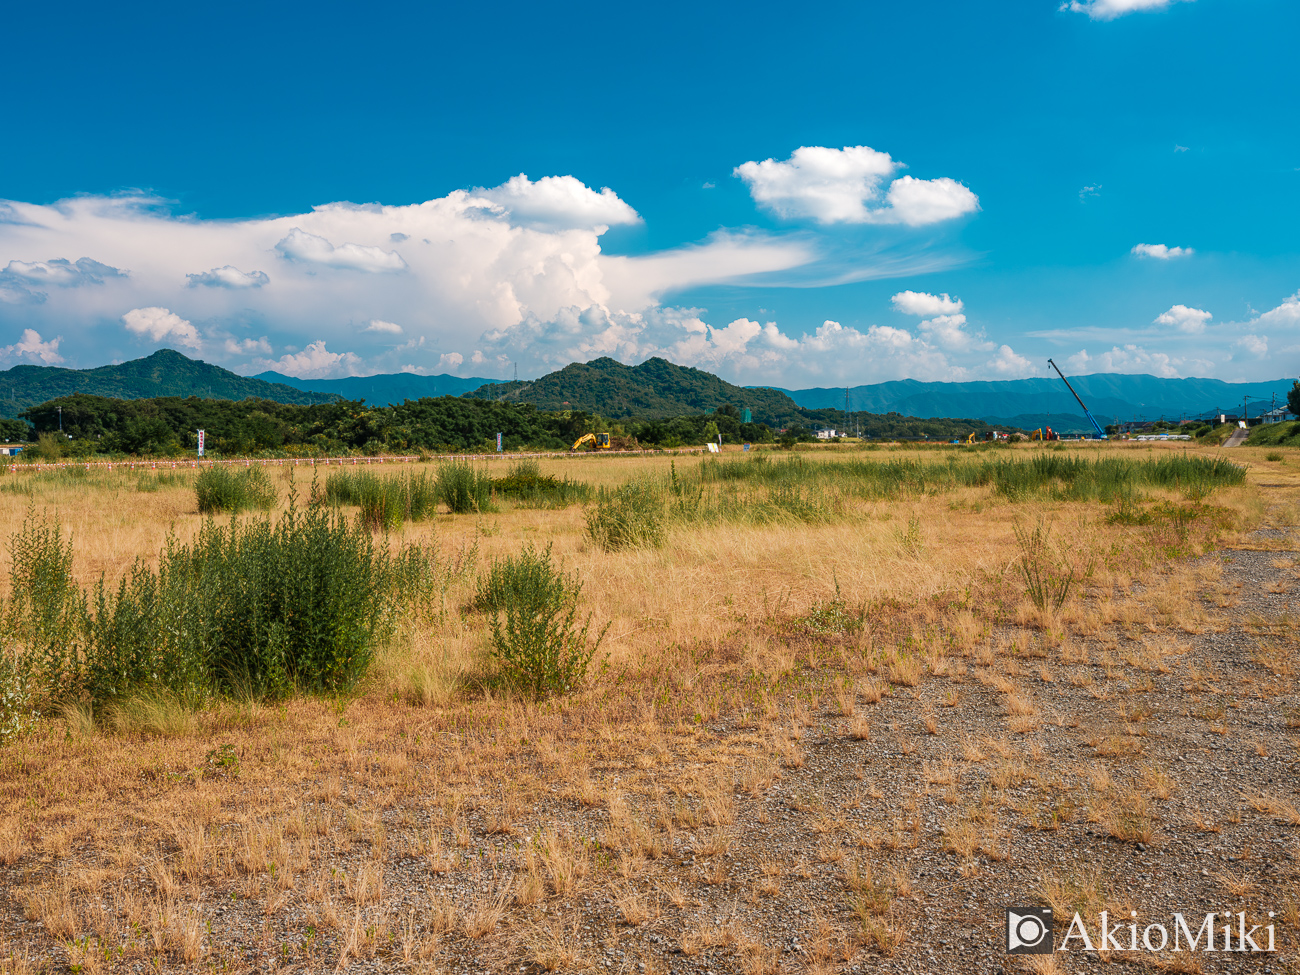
[
  {"left": 484, "top": 544, "right": 607, "bottom": 696},
  {"left": 1288, "top": 380, "right": 1300, "bottom": 417}
]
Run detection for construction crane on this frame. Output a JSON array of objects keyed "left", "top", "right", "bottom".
[
  {"left": 570, "top": 432, "right": 611, "bottom": 451},
  {"left": 1047, "top": 359, "right": 1107, "bottom": 439}
]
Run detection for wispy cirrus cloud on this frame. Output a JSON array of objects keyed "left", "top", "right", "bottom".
[{"left": 1062, "top": 0, "right": 1192, "bottom": 21}]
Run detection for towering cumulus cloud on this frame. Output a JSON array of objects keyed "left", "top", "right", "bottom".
[{"left": 0, "top": 153, "right": 1013, "bottom": 384}]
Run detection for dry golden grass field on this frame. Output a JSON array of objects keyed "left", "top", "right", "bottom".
[{"left": 1, "top": 440, "right": 1298, "bottom": 974}]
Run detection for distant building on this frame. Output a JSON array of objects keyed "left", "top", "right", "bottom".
[
  {"left": 1260, "top": 406, "right": 1296, "bottom": 424},
  {"left": 815, "top": 429, "right": 838, "bottom": 440}
]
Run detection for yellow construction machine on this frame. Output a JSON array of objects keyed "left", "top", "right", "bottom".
[{"left": 570, "top": 432, "right": 611, "bottom": 451}]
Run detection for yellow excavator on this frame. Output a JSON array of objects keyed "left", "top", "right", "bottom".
[{"left": 570, "top": 432, "right": 611, "bottom": 451}]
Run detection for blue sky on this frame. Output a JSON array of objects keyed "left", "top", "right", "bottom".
[{"left": 1, "top": 0, "right": 1297, "bottom": 387}]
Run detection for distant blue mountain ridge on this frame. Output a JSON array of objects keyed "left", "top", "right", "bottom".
[
  {"left": 253, "top": 371, "right": 496, "bottom": 405},
  {"left": 257, "top": 367, "right": 1295, "bottom": 436},
  {"left": 759, "top": 374, "right": 1298, "bottom": 432}
]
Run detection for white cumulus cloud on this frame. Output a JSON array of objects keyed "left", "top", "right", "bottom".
[
  {"left": 1235, "top": 334, "right": 1268, "bottom": 357},
  {"left": 437, "top": 352, "right": 464, "bottom": 371},
  {"left": 275, "top": 228, "right": 407, "bottom": 273},
  {"left": 476, "top": 174, "right": 640, "bottom": 231},
  {"left": 891, "top": 291, "right": 964, "bottom": 317},
  {"left": 734, "top": 146, "right": 978, "bottom": 226},
  {"left": 223, "top": 337, "right": 272, "bottom": 355},
  {"left": 1, "top": 328, "right": 64, "bottom": 364},
  {"left": 919, "top": 314, "right": 989, "bottom": 353},
  {"left": 0, "top": 175, "right": 978, "bottom": 383},
  {"left": 1255, "top": 291, "right": 1300, "bottom": 328},
  {"left": 1062, "top": 0, "right": 1191, "bottom": 20},
  {"left": 1132, "top": 243, "right": 1193, "bottom": 260},
  {"left": 1154, "top": 304, "right": 1212, "bottom": 334},
  {"left": 251, "top": 340, "right": 362, "bottom": 379},
  {"left": 121, "top": 307, "right": 201, "bottom": 349},
  {"left": 4, "top": 257, "right": 125, "bottom": 286},
  {"left": 987, "top": 345, "right": 1035, "bottom": 377},
  {"left": 1065, "top": 345, "right": 1212, "bottom": 379},
  {"left": 363, "top": 319, "right": 403, "bottom": 335},
  {"left": 880, "top": 176, "right": 980, "bottom": 227},
  {"left": 187, "top": 266, "right": 269, "bottom": 288}
]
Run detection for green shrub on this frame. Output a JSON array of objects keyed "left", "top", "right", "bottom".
[
  {"left": 7, "top": 491, "right": 439, "bottom": 709},
  {"left": 484, "top": 543, "right": 607, "bottom": 696},
  {"left": 326, "top": 469, "right": 438, "bottom": 530},
  {"left": 6, "top": 508, "right": 82, "bottom": 696},
  {"left": 1266, "top": 452, "right": 1284, "bottom": 462},
  {"left": 196, "top": 465, "right": 277, "bottom": 514},
  {"left": 585, "top": 480, "right": 665, "bottom": 551},
  {"left": 437, "top": 461, "right": 495, "bottom": 514},
  {"left": 493, "top": 460, "right": 591, "bottom": 509},
  {"left": 474, "top": 541, "right": 569, "bottom": 613}
]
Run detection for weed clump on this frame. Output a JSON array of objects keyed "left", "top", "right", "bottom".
[
  {"left": 438, "top": 461, "right": 495, "bottom": 514},
  {"left": 493, "top": 460, "right": 591, "bottom": 509},
  {"left": 1014, "top": 515, "right": 1094, "bottom": 614},
  {"left": 475, "top": 541, "right": 569, "bottom": 613},
  {"left": 196, "top": 465, "right": 276, "bottom": 514},
  {"left": 326, "top": 469, "right": 437, "bottom": 530},
  {"left": 7, "top": 490, "right": 438, "bottom": 710},
  {"left": 483, "top": 543, "right": 607, "bottom": 696},
  {"left": 585, "top": 481, "right": 665, "bottom": 551}
]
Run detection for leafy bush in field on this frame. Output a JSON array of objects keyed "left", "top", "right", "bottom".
[
  {"left": 438, "top": 461, "right": 495, "bottom": 514},
  {"left": 6, "top": 509, "right": 82, "bottom": 695},
  {"left": 196, "top": 465, "right": 277, "bottom": 514},
  {"left": 326, "top": 469, "right": 438, "bottom": 530},
  {"left": 474, "top": 541, "right": 569, "bottom": 613},
  {"left": 585, "top": 480, "right": 665, "bottom": 551},
  {"left": 7, "top": 492, "right": 438, "bottom": 709},
  {"left": 483, "top": 543, "right": 606, "bottom": 696},
  {"left": 493, "top": 459, "right": 591, "bottom": 509}
]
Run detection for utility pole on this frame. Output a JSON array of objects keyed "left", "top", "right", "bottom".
[{"left": 57, "top": 405, "right": 62, "bottom": 432}]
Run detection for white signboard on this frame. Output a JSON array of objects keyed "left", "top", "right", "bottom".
[{"left": 197, "top": 429, "right": 205, "bottom": 457}]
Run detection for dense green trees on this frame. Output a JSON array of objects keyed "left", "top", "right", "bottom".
[{"left": 17, "top": 391, "right": 1007, "bottom": 458}]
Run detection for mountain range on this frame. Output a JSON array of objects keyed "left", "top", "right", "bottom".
[
  {"left": 1, "top": 349, "right": 1293, "bottom": 434},
  {"left": 767, "top": 374, "right": 1298, "bottom": 432},
  {"left": 0, "top": 349, "right": 336, "bottom": 418},
  {"left": 465, "top": 357, "right": 814, "bottom": 427},
  {"left": 254, "top": 370, "right": 494, "bottom": 405}
]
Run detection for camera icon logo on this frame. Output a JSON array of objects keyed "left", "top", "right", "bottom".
[{"left": 1007, "top": 907, "right": 1053, "bottom": 954}]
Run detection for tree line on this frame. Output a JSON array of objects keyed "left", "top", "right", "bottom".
[{"left": 15, "top": 392, "right": 1005, "bottom": 457}]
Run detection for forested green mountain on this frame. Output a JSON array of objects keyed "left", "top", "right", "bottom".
[
  {"left": 0, "top": 349, "right": 336, "bottom": 419},
  {"left": 468, "top": 357, "right": 812, "bottom": 426},
  {"left": 11, "top": 352, "right": 1007, "bottom": 455}
]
